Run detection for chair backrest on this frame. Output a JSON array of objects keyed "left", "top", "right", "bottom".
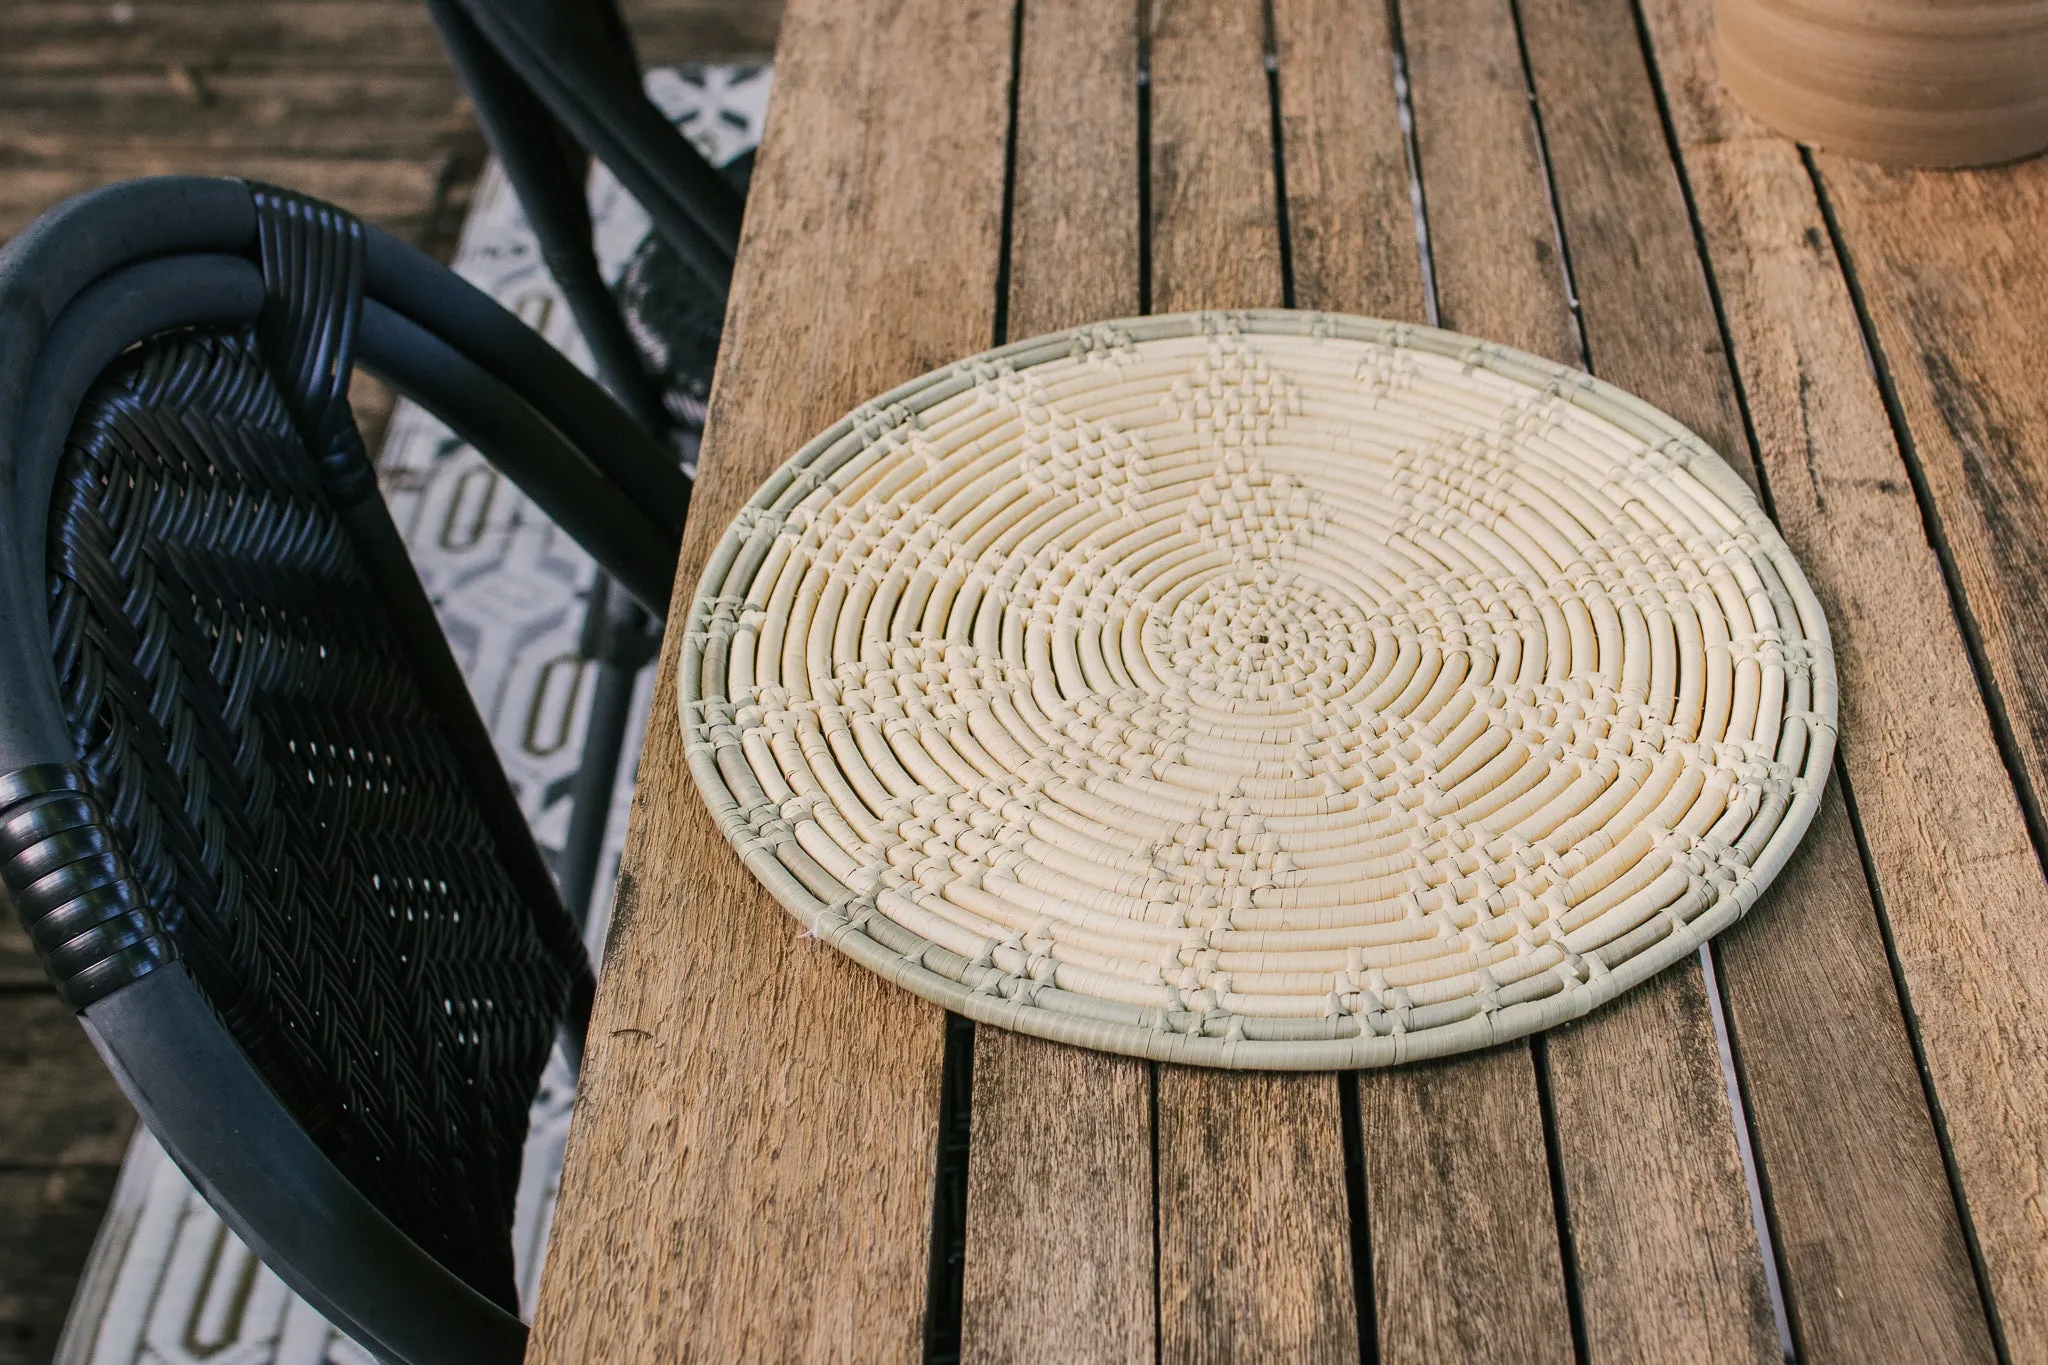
[{"left": 0, "top": 177, "right": 688, "bottom": 1365}]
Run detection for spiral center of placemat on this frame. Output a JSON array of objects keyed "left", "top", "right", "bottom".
[{"left": 682, "top": 312, "right": 1836, "bottom": 1068}]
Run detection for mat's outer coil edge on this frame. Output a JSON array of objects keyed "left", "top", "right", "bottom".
[{"left": 678, "top": 309, "right": 1838, "bottom": 1070}]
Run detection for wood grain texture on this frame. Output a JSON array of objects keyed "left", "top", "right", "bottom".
[
  {"left": 1515, "top": 0, "right": 1750, "bottom": 474},
  {"left": 1157, "top": 1071, "right": 1356, "bottom": 1365},
  {"left": 1799, "top": 133, "right": 2048, "bottom": 1365},
  {"left": 0, "top": 992, "right": 135, "bottom": 1168},
  {"left": 0, "top": 0, "right": 777, "bottom": 72},
  {"left": 0, "top": 71, "right": 477, "bottom": 161},
  {"left": 1276, "top": 2, "right": 1572, "bottom": 1358},
  {"left": 1544, "top": 973, "right": 1775, "bottom": 1363},
  {"left": 1723, "top": 792, "right": 1994, "bottom": 1361},
  {"left": 0, "top": 995, "right": 130, "bottom": 1365},
  {"left": 1148, "top": 3, "right": 1357, "bottom": 1360},
  {"left": 1400, "top": 0, "right": 1577, "bottom": 362},
  {"left": 1357, "top": 1049, "right": 1572, "bottom": 1365},
  {"left": 621, "top": 0, "right": 784, "bottom": 64},
  {"left": 0, "top": 1167, "right": 121, "bottom": 1365},
  {"left": 959, "top": 4, "right": 1155, "bottom": 1361},
  {"left": 1268, "top": 0, "right": 1423, "bottom": 322},
  {"left": 1631, "top": 3, "right": 2005, "bottom": 1355},
  {"left": 960, "top": 1036, "right": 1154, "bottom": 1365},
  {"left": 0, "top": 0, "right": 768, "bottom": 241},
  {"left": 1506, "top": 0, "right": 1778, "bottom": 1357},
  {"left": 524, "top": 0, "right": 1014, "bottom": 1358},
  {"left": 1147, "top": 0, "right": 1284, "bottom": 316},
  {"left": 0, "top": 0, "right": 453, "bottom": 72},
  {"left": 1003, "top": 0, "right": 1142, "bottom": 340}
]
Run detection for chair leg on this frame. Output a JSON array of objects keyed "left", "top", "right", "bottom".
[
  {"left": 557, "top": 575, "right": 663, "bottom": 936},
  {"left": 425, "top": 0, "right": 670, "bottom": 436},
  {"left": 456, "top": 0, "right": 743, "bottom": 298},
  {"left": 430, "top": 0, "right": 693, "bottom": 970}
]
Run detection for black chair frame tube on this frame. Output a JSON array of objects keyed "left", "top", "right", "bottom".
[
  {"left": 360, "top": 230, "right": 690, "bottom": 532},
  {"left": 0, "top": 178, "right": 689, "bottom": 542},
  {"left": 424, "top": 0, "right": 672, "bottom": 435},
  {"left": 358, "top": 301, "right": 675, "bottom": 614},
  {"left": 411, "top": 11, "right": 687, "bottom": 928},
  {"left": 451, "top": 0, "right": 742, "bottom": 297},
  {"left": 86, "top": 967, "right": 529, "bottom": 1364}
]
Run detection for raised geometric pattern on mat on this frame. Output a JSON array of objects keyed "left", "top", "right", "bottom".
[
  {"left": 682, "top": 311, "right": 1837, "bottom": 1069},
  {"left": 54, "top": 64, "right": 771, "bottom": 1365}
]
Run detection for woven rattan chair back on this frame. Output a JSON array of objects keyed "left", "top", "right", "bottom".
[
  {"left": 0, "top": 177, "right": 688, "bottom": 1365},
  {"left": 54, "top": 324, "right": 565, "bottom": 1306}
]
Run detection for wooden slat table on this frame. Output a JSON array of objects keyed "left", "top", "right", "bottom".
[{"left": 529, "top": 0, "right": 2048, "bottom": 1358}]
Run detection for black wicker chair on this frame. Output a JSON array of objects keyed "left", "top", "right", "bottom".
[
  {"left": 0, "top": 176, "right": 687, "bottom": 1365},
  {"left": 424, "top": 0, "right": 749, "bottom": 921}
]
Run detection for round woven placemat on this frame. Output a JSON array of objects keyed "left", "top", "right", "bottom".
[{"left": 680, "top": 311, "right": 1836, "bottom": 1068}]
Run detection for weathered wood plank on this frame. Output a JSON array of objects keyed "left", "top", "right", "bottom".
[
  {"left": 0, "top": 0, "right": 776, "bottom": 72},
  {"left": 627, "top": 0, "right": 784, "bottom": 64},
  {"left": 1272, "top": 0, "right": 1575, "bottom": 1358},
  {"left": 0, "top": 155, "right": 470, "bottom": 246},
  {"left": 960, "top": 2, "right": 1154, "bottom": 1359},
  {"left": 0, "top": 2, "right": 452, "bottom": 73},
  {"left": 0, "top": 1167, "right": 121, "bottom": 1365},
  {"left": 1003, "top": 0, "right": 1142, "bottom": 343},
  {"left": 1148, "top": 0, "right": 1284, "bottom": 317},
  {"left": 1356, "top": 1051, "right": 1571, "bottom": 1365},
  {"left": 1148, "top": 2, "right": 1357, "bottom": 1360},
  {"left": 1157, "top": 1072, "right": 1356, "bottom": 1364},
  {"left": 524, "top": 0, "right": 1014, "bottom": 1358},
  {"left": 0, "top": 72, "right": 476, "bottom": 162},
  {"left": 1630, "top": 3, "right": 2006, "bottom": 1356},
  {"left": 1399, "top": 0, "right": 1576, "bottom": 363},
  {"left": 0, "top": 992, "right": 134, "bottom": 1169},
  {"left": 1268, "top": 0, "right": 1422, "bottom": 321},
  {"left": 1794, "top": 116, "right": 2048, "bottom": 1365},
  {"left": 961, "top": 1037, "right": 1154, "bottom": 1365},
  {"left": 1545, "top": 979, "right": 1775, "bottom": 1362},
  {"left": 1512, "top": 0, "right": 1751, "bottom": 471},
  {"left": 1727, "top": 792, "right": 1995, "bottom": 1360},
  {"left": 1505, "top": 0, "right": 1779, "bottom": 1358}
]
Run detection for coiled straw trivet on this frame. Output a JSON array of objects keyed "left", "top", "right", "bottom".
[{"left": 682, "top": 311, "right": 1836, "bottom": 1068}]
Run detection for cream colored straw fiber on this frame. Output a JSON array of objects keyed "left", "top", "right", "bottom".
[{"left": 681, "top": 311, "right": 1836, "bottom": 1069}]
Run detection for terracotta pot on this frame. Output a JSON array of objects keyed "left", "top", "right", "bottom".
[{"left": 1716, "top": 0, "right": 2048, "bottom": 167}]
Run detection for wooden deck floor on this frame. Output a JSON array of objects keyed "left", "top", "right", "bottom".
[{"left": 0, "top": 5, "right": 777, "bottom": 1360}]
